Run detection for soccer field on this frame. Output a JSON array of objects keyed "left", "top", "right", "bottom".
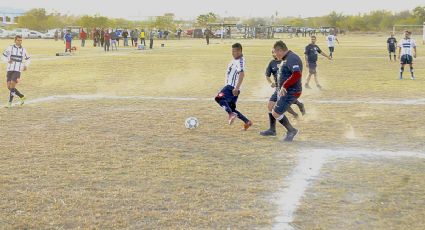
[{"left": 0, "top": 35, "right": 424, "bottom": 229}]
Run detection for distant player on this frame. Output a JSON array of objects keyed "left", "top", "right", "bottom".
[
  {"left": 260, "top": 49, "right": 305, "bottom": 137},
  {"left": 387, "top": 33, "right": 397, "bottom": 61},
  {"left": 268, "top": 41, "right": 303, "bottom": 142},
  {"left": 326, "top": 32, "right": 339, "bottom": 58},
  {"left": 304, "top": 35, "right": 332, "bottom": 89},
  {"left": 215, "top": 43, "right": 253, "bottom": 130},
  {"left": 2, "top": 35, "right": 30, "bottom": 107},
  {"left": 398, "top": 31, "right": 417, "bottom": 80}
]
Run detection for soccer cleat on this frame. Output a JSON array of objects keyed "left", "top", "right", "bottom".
[
  {"left": 4, "top": 102, "right": 12, "bottom": 108},
  {"left": 411, "top": 76, "right": 415, "bottom": 80},
  {"left": 243, "top": 121, "right": 253, "bottom": 131},
  {"left": 304, "top": 83, "right": 311, "bottom": 89},
  {"left": 228, "top": 112, "right": 237, "bottom": 125},
  {"left": 283, "top": 129, "right": 299, "bottom": 142},
  {"left": 260, "top": 129, "right": 277, "bottom": 136},
  {"left": 298, "top": 103, "right": 306, "bottom": 116},
  {"left": 19, "top": 97, "right": 26, "bottom": 106}
]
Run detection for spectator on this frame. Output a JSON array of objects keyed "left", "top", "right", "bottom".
[
  {"left": 64, "top": 30, "right": 73, "bottom": 52},
  {"left": 80, "top": 29, "right": 87, "bottom": 47},
  {"left": 104, "top": 30, "right": 111, "bottom": 52},
  {"left": 122, "top": 29, "right": 129, "bottom": 46},
  {"left": 149, "top": 30, "right": 154, "bottom": 49},
  {"left": 140, "top": 29, "right": 146, "bottom": 46},
  {"left": 110, "top": 30, "right": 118, "bottom": 51},
  {"left": 100, "top": 29, "right": 105, "bottom": 47},
  {"left": 133, "top": 29, "right": 139, "bottom": 47}
]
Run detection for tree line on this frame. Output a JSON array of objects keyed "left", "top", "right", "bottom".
[{"left": 13, "top": 6, "right": 425, "bottom": 32}]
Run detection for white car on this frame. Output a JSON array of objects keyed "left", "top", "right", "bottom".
[
  {"left": 0, "top": 29, "right": 12, "bottom": 38},
  {"left": 28, "top": 30, "right": 45, "bottom": 39},
  {"left": 11, "top": 28, "right": 31, "bottom": 38}
]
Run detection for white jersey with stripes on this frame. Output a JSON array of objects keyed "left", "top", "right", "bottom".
[
  {"left": 225, "top": 56, "right": 245, "bottom": 87},
  {"left": 2, "top": 44, "right": 31, "bottom": 72}
]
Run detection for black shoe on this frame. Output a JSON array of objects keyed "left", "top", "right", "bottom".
[
  {"left": 283, "top": 129, "right": 299, "bottom": 142},
  {"left": 298, "top": 103, "right": 306, "bottom": 116},
  {"left": 260, "top": 129, "right": 277, "bottom": 136}
]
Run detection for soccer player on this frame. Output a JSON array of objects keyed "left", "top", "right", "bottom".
[
  {"left": 398, "top": 31, "right": 417, "bottom": 80},
  {"left": 304, "top": 35, "right": 332, "bottom": 89},
  {"left": 387, "top": 33, "right": 397, "bottom": 61},
  {"left": 80, "top": 29, "right": 87, "bottom": 47},
  {"left": 260, "top": 50, "right": 305, "bottom": 137},
  {"left": 2, "top": 35, "right": 30, "bottom": 108},
  {"left": 110, "top": 30, "right": 118, "bottom": 51},
  {"left": 104, "top": 30, "right": 111, "bottom": 52},
  {"left": 214, "top": 43, "right": 253, "bottom": 130},
  {"left": 326, "top": 32, "right": 339, "bottom": 58},
  {"left": 267, "top": 41, "right": 303, "bottom": 142}
]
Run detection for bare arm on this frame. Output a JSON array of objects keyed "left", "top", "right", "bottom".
[
  {"left": 235, "top": 72, "right": 244, "bottom": 90},
  {"left": 305, "top": 55, "right": 309, "bottom": 67},
  {"left": 413, "top": 47, "right": 417, "bottom": 58},
  {"left": 320, "top": 52, "right": 332, "bottom": 60}
]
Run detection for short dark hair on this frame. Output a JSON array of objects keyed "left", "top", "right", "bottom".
[
  {"left": 274, "top": 40, "right": 288, "bottom": 51},
  {"left": 15, "top": 35, "right": 22, "bottom": 40},
  {"left": 311, "top": 35, "right": 317, "bottom": 39},
  {"left": 232, "top": 43, "right": 242, "bottom": 51}
]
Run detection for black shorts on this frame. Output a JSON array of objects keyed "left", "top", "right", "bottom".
[
  {"left": 274, "top": 93, "right": 298, "bottom": 115},
  {"left": 308, "top": 62, "right": 317, "bottom": 74},
  {"left": 6, "top": 71, "right": 21, "bottom": 82},
  {"left": 400, "top": 55, "right": 413, "bottom": 65},
  {"left": 329, "top": 47, "right": 335, "bottom": 53},
  {"left": 388, "top": 46, "right": 396, "bottom": 53}
]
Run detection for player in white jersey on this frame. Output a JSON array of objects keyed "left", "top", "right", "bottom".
[
  {"left": 2, "top": 35, "right": 30, "bottom": 107},
  {"left": 398, "top": 31, "right": 417, "bottom": 80},
  {"left": 214, "top": 43, "right": 252, "bottom": 130},
  {"left": 326, "top": 32, "right": 339, "bottom": 58}
]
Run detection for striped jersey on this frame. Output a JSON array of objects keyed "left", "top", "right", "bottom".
[
  {"left": 398, "top": 38, "right": 416, "bottom": 56},
  {"left": 225, "top": 56, "right": 245, "bottom": 87},
  {"left": 2, "top": 45, "right": 31, "bottom": 72}
]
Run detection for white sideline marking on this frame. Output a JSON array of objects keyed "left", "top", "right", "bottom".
[
  {"left": 22, "top": 94, "right": 425, "bottom": 106},
  {"left": 273, "top": 149, "right": 425, "bottom": 230}
]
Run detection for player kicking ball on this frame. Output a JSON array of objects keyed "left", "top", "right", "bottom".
[
  {"left": 215, "top": 43, "right": 253, "bottom": 131},
  {"left": 2, "top": 35, "right": 30, "bottom": 108},
  {"left": 398, "top": 31, "right": 417, "bottom": 80},
  {"left": 263, "top": 41, "right": 303, "bottom": 142}
]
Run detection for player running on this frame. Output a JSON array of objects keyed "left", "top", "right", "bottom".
[
  {"left": 2, "top": 35, "right": 30, "bottom": 108},
  {"left": 263, "top": 41, "right": 303, "bottom": 142},
  {"left": 326, "top": 32, "right": 339, "bottom": 58},
  {"left": 398, "top": 31, "right": 417, "bottom": 80},
  {"left": 304, "top": 35, "right": 332, "bottom": 89},
  {"left": 387, "top": 33, "right": 397, "bottom": 61},
  {"left": 215, "top": 43, "right": 253, "bottom": 131},
  {"left": 260, "top": 49, "right": 305, "bottom": 137}
]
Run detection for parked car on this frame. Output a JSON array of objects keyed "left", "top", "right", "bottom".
[
  {"left": 0, "top": 28, "right": 12, "bottom": 38},
  {"left": 28, "top": 30, "right": 45, "bottom": 39},
  {"left": 10, "top": 28, "right": 31, "bottom": 38}
]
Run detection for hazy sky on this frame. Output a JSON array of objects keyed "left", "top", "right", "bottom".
[{"left": 1, "top": 0, "right": 424, "bottom": 19}]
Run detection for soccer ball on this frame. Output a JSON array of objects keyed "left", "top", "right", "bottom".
[{"left": 185, "top": 117, "right": 199, "bottom": 129}]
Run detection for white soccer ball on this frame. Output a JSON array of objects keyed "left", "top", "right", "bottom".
[{"left": 185, "top": 117, "right": 199, "bottom": 129}]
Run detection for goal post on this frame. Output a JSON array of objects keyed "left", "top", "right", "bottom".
[{"left": 392, "top": 23, "right": 425, "bottom": 44}]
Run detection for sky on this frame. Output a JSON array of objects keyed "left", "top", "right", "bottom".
[{"left": 0, "top": 0, "right": 423, "bottom": 20}]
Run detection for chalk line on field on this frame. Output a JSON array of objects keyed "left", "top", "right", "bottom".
[
  {"left": 273, "top": 149, "right": 425, "bottom": 230},
  {"left": 21, "top": 94, "right": 425, "bottom": 106}
]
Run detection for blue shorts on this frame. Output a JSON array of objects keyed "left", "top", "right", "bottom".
[
  {"left": 274, "top": 93, "right": 298, "bottom": 115},
  {"left": 215, "top": 85, "right": 239, "bottom": 105},
  {"left": 400, "top": 54, "right": 413, "bottom": 65},
  {"left": 269, "top": 91, "right": 278, "bottom": 102}
]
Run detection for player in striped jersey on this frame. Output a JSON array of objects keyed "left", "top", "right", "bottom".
[
  {"left": 398, "top": 31, "right": 417, "bottom": 80},
  {"left": 215, "top": 43, "right": 253, "bottom": 130},
  {"left": 2, "top": 35, "right": 30, "bottom": 107}
]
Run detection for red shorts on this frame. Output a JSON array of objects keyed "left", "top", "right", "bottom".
[{"left": 66, "top": 42, "right": 71, "bottom": 49}]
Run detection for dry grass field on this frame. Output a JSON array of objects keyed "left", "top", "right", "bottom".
[{"left": 0, "top": 35, "right": 424, "bottom": 229}]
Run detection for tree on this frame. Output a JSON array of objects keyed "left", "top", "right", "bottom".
[{"left": 197, "top": 12, "right": 218, "bottom": 26}]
